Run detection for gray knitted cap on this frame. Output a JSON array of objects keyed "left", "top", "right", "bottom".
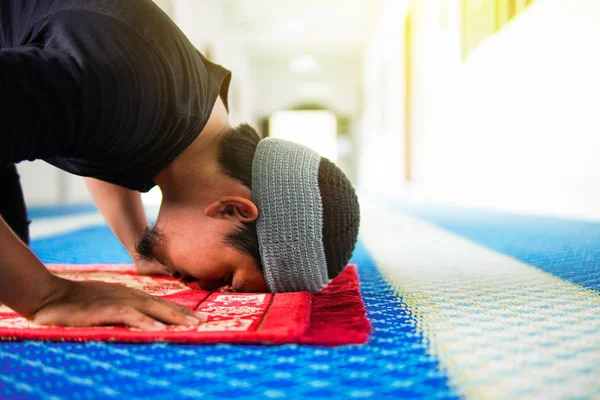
[{"left": 251, "top": 138, "right": 330, "bottom": 293}]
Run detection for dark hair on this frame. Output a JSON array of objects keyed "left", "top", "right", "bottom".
[
  {"left": 217, "top": 123, "right": 263, "bottom": 272},
  {"left": 135, "top": 225, "right": 164, "bottom": 261}
]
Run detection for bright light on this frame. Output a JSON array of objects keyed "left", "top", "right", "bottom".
[
  {"left": 284, "top": 17, "right": 305, "bottom": 33},
  {"left": 298, "top": 81, "right": 332, "bottom": 97},
  {"left": 141, "top": 186, "right": 162, "bottom": 206},
  {"left": 290, "top": 55, "right": 318, "bottom": 73},
  {"left": 269, "top": 110, "right": 338, "bottom": 162}
]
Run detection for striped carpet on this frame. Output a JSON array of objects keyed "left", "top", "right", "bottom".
[{"left": 1, "top": 200, "right": 598, "bottom": 399}]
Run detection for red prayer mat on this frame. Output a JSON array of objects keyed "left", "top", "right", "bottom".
[{"left": 0, "top": 265, "right": 370, "bottom": 346}]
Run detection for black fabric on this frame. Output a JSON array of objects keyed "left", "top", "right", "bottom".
[
  {"left": 0, "top": 0, "right": 231, "bottom": 192},
  {"left": 318, "top": 158, "right": 360, "bottom": 280},
  {"left": 0, "top": 164, "right": 30, "bottom": 245}
]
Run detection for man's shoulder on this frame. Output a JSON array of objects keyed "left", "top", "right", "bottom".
[{"left": 25, "top": 0, "right": 179, "bottom": 47}]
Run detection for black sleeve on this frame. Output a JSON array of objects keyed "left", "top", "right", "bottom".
[
  {"left": 0, "top": 164, "right": 30, "bottom": 245},
  {"left": 0, "top": 46, "right": 82, "bottom": 165}
]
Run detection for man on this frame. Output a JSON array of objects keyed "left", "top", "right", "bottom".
[{"left": 0, "top": 0, "right": 360, "bottom": 330}]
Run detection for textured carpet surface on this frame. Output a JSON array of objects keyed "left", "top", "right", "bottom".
[
  {"left": 388, "top": 203, "right": 600, "bottom": 292},
  {"left": 2, "top": 207, "right": 456, "bottom": 400},
  {"left": 360, "top": 201, "right": 600, "bottom": 399},
  {"left": 2, "top": 203, "right": 599, "bottom": 399}
]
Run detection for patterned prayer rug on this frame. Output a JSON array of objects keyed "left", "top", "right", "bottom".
[{"left": 0, "top": 265, "right": 370, "bottom": 345}]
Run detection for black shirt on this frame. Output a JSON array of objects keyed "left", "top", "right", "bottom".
[{"left": 0, "top": 0, "right": 230, "bottom": 191}]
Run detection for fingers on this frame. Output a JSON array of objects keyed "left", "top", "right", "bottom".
[
  {"left": 111, "top": 306, "right": 167, "bottom": 331},
  {"left": 141, "top": 296, "right": 208, "bottom": 326},
  {"left": 34, "top": 298, "right": 206, "bottom": 330},
  {"left": 30, "top": 279, "right": 208, "bottom": 330}
]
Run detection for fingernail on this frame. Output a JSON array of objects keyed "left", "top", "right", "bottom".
[
  {"left": 152, "top": 321, "right": 167, "bottom": 330},
  {"left": 195, "top": 312, "right": 208, "bottom": 322},
  {"left": 185, "top": 316, "right": 201, "bottom": 325}
]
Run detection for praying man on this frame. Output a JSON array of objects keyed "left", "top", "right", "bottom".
[{"left": 0, "top": 0, "right": 360, "bottom": 330}]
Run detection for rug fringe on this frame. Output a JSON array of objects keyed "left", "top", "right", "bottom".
[{"left": 301, "top": 266, "right": 372, "bottom": 345}]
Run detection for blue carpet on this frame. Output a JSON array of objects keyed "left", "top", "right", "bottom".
[
  {"left": 31, "top": 226, "right": 130, "bottom": 264},
  {"left": 389, "top": 203, "right": 600, "bottom": 293},
  {"left": 27, "top": 204, "right": 98, "bottom": 220},
  {"left": 5, "top": 203, "right": 599, "bottom": 399},
  {"left": 2, "top": 229, "right": 458, "bottom": 400}
]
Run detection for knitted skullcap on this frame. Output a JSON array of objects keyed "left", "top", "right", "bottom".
[
  {"left": 252, "top": 138, "right": 360, "bottom": 293},
  {"left": 318, "top": 157, "right": 360, "bottom": 280}
]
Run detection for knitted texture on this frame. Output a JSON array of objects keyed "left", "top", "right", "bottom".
[
  {"left": 252, "top": 138, "right": 329, "bottom": 292},
  {"left": 318, "top": 158, "right": 361, "bottom": 279}
]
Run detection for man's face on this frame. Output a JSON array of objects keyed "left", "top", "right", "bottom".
[{"left": 140, "top": 205, "right": 267, "bottom": 293}]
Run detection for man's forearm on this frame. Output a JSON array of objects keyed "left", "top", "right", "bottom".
[
  {"left": 0, "top": 216, "right": 60, "bottom": 318},
  {"left": 85, "top": 178, "right": 148, "bottom": 258},
  {"left": 0, "top": 215, "right": 203, "bottom": 329}
]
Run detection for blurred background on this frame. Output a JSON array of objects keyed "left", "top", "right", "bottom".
[{"left": 17, "top": 0, "right": 600, "bottom": 220}]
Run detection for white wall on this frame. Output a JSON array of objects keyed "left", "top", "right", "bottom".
[
  {"left": 17, "top": 162, "right": 63, "bottom": 205},
  {"left": 173, "top": 0, "right": 256, "bottom": 126},
  {"left": 356, "top": 0, "right": 407, "bottom": 194},
  {"left": 360, "top": 0, "right": 600, "bottom": 220},
  {"left": 249, "top": 52, "right": 363, "bottom": 118}
]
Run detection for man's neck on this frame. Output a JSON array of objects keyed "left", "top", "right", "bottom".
[{"left": 154, "top": 96, "right": 231, "bottom": 202}]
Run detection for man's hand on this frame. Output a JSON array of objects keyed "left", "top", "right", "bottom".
[
  {"left": 31, "top": 277, "right": 206, "bottom": 330},
  {"left": 135, "top": 258, "right": 170, "bottom": 276}
]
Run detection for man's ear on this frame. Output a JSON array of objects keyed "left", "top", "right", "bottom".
[{"left": 204, "top": 196, "right": 258, "bottom": 222}]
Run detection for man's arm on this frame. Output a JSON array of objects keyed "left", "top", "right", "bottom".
[
  {"left": 0, "top": 216, "right": 60, "bottom": 318},
  {"left": 0, "top": 46, "right": 202, "bottom": 327},
  {"left": 84, "top": 178, "right": 168, "bottom": 275},
  {"left": 0, "top": 216, "right": 205, "bottom": 328}
]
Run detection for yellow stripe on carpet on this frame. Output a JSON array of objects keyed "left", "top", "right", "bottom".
[{"left": 360, "top": 201, "right": 600, "bottom": 399}]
